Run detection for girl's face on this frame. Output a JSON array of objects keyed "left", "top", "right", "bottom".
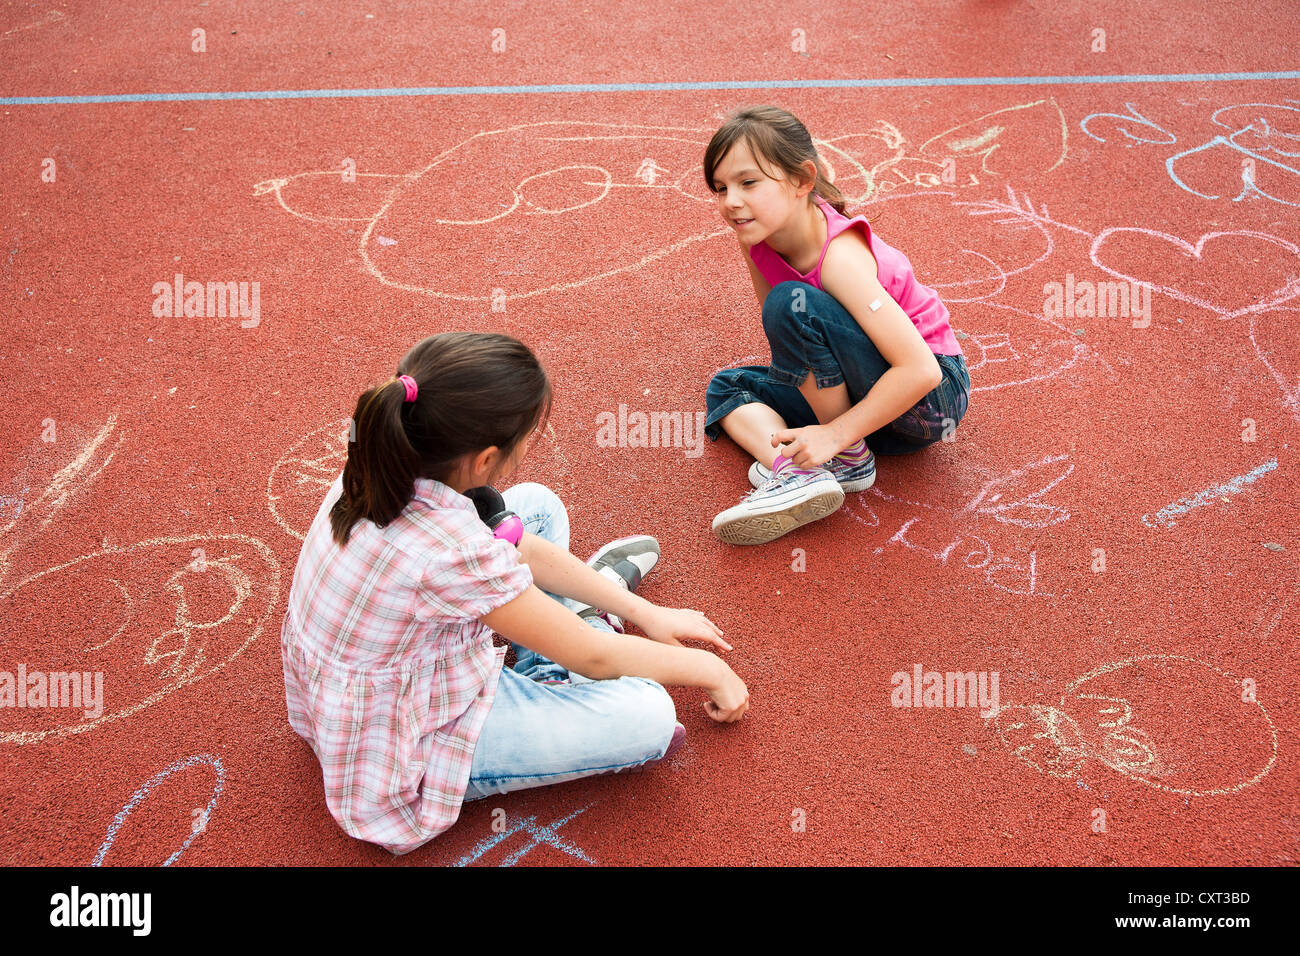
[
  {"left": 711, "top": 139, "right": 804, "bottom": 241},
  {"left": 486, "top": 424, "right": 538, "bottom": 486}
]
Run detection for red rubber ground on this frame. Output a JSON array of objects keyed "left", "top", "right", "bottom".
[{"left": 1, "top": 1, "right": 1297, "bottom": 866}]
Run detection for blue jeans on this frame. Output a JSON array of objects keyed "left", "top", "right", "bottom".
[
  {"left": 461, "top": 482, "right": 679, "bottom": 802},
  {"left": 706, "top": 280, "right": 971, "bottom": 455}
]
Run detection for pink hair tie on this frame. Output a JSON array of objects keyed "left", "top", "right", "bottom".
[{"left": 397, "top": 374, "right": 418, "bottom": 403}]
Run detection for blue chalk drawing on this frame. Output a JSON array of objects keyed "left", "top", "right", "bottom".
[
  {"left": 6, "top": 71, "right": 1300, "bottom": 107},
  {"left": 453, "top": 802, "right": 597, "bottom": 867},
  {"left": 1082, "top": 99, "right": 1300, "bottom": 208},
  {"left": 92, "top": 753, "right": 225, "bottom": 866},
  {"left": 1080, "top": 102, "right": 1179, "bottom": 146},
  {"left": 1141, "top": 458, "right": 1278, "bottom": 528}
]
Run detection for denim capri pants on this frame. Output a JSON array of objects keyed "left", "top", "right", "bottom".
[{"left": 706, "top": 280, "right": 970, "bottom": 455}]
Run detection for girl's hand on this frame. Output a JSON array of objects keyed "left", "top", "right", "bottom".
[
  {"left": 771, "top": 425, "right": 844, "bottom": 469},
  {"left": 636, "top": 606, "right": 732, "bottom": 653},
  {"left": 705, "top": 663, "right": 750, "bottom": 723}
]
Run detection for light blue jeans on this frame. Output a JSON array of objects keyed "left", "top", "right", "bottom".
[{"left": 461, "top": 482, "right": 679, "bottom": 802}]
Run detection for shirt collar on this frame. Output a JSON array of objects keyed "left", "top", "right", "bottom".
[{"left": 411, "top": 476, "right": 475, "bottom": 512}]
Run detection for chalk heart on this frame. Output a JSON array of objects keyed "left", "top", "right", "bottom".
[
  {"left": 1091, "top": 227, "right": 1300, "bottom": 321},
  {"left": 1248, "top": 307, "right": 1300, "bottom": 422},
  {"left": 0, "top": 534, "right": 280, "bottom": 746}
]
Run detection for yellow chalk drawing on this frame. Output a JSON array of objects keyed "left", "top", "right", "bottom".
[
  {"left": 991, "top": 655, "right": 1277, "bottom": 797},
  {"left": 254, "top": 107, "right": 1067, "bottom": 303}
]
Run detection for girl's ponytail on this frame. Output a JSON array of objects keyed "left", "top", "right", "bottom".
[
  {"left": 809, "top": 160, "right": 849, "bottom": 217},
  {"left": 330, "top": 378, "right": 422, "bottom": 547},
  {"left": 329, "top": 332, "right": 552, "bottom": 548}
]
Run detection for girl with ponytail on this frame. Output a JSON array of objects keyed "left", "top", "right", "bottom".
[{"left": 281, "top": 332, "right": 749, "bottom": 856}]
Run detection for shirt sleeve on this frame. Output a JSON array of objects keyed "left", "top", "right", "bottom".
[{"left": 418, "top": 528, "right": 534, "bottom": 621}]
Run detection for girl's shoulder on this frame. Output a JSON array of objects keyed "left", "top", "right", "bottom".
[{"left": 821, "top": 214, "right": 880, "bottom": 287}]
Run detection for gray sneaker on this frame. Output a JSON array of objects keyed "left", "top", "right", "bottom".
[
  {"left": 712, "top": 467, "right": 845, "bottom": 545},
  {"left": 571, "top": 535, "right": 660, "bottom": 632}
]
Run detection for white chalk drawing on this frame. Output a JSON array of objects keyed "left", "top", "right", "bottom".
[
  {"left": 0, "top": 534, "right": 280, "bottom": 745},
  {"left": 845, "top": 454, "right": 1072, "bottom": 596},
  {"left": 1249, "top": 307, "right": 1300, "bottom": 421},
  {"left": 1081, "top": 99, "right": 1300, "bottom": 207},
  {"left": 948, "top": 300, "right": 1087, "bottom": 393},
  {"left": 961, "top": 184, "right": 1300, "bottom": 420},
  {"left": 0, "top": 414, "right": 125, "bottom": 585},
  {"left": 991, "top": 655, "right": 1277, "bottom": 797},
  {"left": 253, "top": 103, "right": 1066, "bottom": 303},
  {"left": 1140, "top": 457, "right": 1278, "bottom": 528},
  {"left": 267, "top": 418, "right": 352, "bottom": 541},
  {"left": 92, "top": 753, "right": 225, "bottom": 866},
  {"left": 1, "top": 414, "right": 281, "bottom": 744}
]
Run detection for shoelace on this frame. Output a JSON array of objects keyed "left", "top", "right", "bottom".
[{"left": 738, "top": 468, "right": 821, "bottom": 503}]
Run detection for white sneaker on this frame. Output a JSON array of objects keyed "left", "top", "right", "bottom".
[{"left": 712, "top": 467, "right": 845, "bottom": 545}]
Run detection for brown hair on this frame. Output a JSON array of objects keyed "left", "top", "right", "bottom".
[
  {"left": 329, "top": 332, "right": 552, "bottom": 547},
  {"left": 703, "top": 104, "right": 878, "bottom": 223}
]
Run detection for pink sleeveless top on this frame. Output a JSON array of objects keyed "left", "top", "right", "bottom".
[{"left": 748, "top": 195, "right": 963, "bottom": 357}]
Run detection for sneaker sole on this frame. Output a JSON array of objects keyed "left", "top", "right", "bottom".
[
  {"left": 748, "top": 460, "right": 876, "bottom": 494},
  {"left": 712, "top": 484, "right": 845, "bottom": 545}
]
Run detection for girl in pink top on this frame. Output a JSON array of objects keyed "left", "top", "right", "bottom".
[
  {"left": 281, "top": 332, "right": 749, "bottom": 855},
  {"left": 702, "top": 105, "right": 971, "bottom": 546}
]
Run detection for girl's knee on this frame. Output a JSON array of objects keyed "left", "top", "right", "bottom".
[
  {"left": 623, "top": 678, "right": 677, "bottom": 746},
  {"left": 761, "top": 281, "right": 808, "bottom": 337},
  {"left": 503, "top": 482, "right": 569, "bottom": 545}
]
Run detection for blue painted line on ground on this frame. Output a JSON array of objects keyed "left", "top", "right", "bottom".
[{"left": 5, "top": 70, "right": 1300, "bottom": 106}]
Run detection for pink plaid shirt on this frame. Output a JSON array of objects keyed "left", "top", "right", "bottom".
[{"left": 281, "top": 472, "right": 533, "bottom": 855}]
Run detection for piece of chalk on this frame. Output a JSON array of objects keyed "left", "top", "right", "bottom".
[{"left": 868, "top": 297, "right": 883, "bottom": 311}]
